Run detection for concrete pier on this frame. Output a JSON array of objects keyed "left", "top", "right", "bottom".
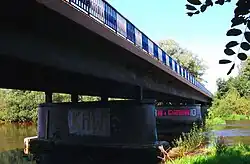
[{"left": 27, "top": 99, "right": 169, "bottom": 163}]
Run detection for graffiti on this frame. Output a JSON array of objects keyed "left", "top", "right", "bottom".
[
  {"left": 156, "top": 108, "right": 197, "bottom": 116},
  {"left": 68, "top": 108, "right": 110, "bottom": 136}
]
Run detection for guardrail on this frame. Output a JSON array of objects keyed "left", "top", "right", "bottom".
[{"left": 63, "top": 0, "right": 212, "bottom": 97}]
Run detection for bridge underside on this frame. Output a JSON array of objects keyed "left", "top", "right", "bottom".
[{"left": 0, "top": 0, "right": 211, "bottom": 103}]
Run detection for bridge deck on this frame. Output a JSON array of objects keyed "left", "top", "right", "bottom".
[
  {"left": 42, "top": 0, "right": 211, "bottom": 97},
  {"left": 0, "top": 0, "right": 212, "bottom": 102}
]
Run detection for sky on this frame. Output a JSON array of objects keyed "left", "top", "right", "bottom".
[{"left": 108, "top": 0, "right": 241, "bottom": 94}]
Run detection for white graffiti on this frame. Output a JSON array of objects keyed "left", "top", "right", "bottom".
[{"left": 68, "top": 108, "right": 110, "bottom": 136}]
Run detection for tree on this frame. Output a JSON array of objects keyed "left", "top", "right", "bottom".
[
  {"left": 215, "top": 58, "right": 250, "bottom": 98},
  {"left": 0, "top": 89, "right": 102, "bottom": 122},
  {"left": 185, "top": 0, "right": 250, "bottom": 75},
  {"left": 215, "top": 77, "right": 230, "bottom": 98},
  {"left": 158, "top": 39, "right": 208, "bottom": 82}
]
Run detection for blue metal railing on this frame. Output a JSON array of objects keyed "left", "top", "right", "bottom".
[{"left": 64, "top": 0, "right": 212, "bottom": 97}]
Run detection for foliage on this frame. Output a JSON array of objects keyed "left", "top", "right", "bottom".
[
  {"left": 171, "top": 143, "right": 250, "bottom": 164},
  {"left": 215, "top": 58, "right": 250, "bottom": 98},
  {"left": 206, "top": 58, "right": 250, "bottom": 127},
  {"left": 208, "top": 89, "right": 250, "bottom": 122},
  {"left": 158, "top": 39, "right": 208, "bottom": 82},
  {"left": 171, "top": 123, "right": 206, "bottom": 157},
  {"left": 0, "top": 149, "right": 36, "bottom": 164},
  {"left": 0, "top": 90, "right": 44, "bottom": 123},
  {"left": 185, "top": 0, "right": 250, "bottom": 75},
  {"left": 0, "top": 89, "right": 102, "bottom": 122}
]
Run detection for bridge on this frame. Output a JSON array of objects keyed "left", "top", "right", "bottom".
[
  {"left": 1, "top": 0, "right": 212, "bottom": 103},
  {"left": 1, "top": 0, "right": 212, "bottom": 163}
]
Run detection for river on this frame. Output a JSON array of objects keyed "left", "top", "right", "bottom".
[{"left": 0, "top": 120, "right": 250, "bottom": 163}]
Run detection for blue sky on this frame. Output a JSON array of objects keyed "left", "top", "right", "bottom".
[{"left": 108, "top": 0, "right": 240, "bottom": 94}]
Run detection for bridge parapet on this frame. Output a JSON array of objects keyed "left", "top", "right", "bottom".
[{"left": 59, "top": 0, "right": 212, "bottom": 97}]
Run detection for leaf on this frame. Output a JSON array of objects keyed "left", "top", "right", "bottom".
[
  {"left": 194, "top": 10, "right": 200, "bottom": 14},
  {"left": 234, "top": 6, "right": 249, "bottom": 17},
  {"left": 226, "top": 28, "right": 242, "bottom": 36},
  {"left": 215, "top": 0, "right": 224, "bottom": 5},
  {"left": 219, "top": 59, "right": 232, "bottom": 64},
  {"left": 248, "top": 20, "right": 250, "bottom": 30},
  {"left": 200, "top": 5, "right": 207, "bottom": 12},
  {"left": 240, "top": 42, "right": 250, "bottom": 51},
  {"left": 238, "top": 53, "right": 248, "bottom": 61},
  {"left": 187, "top": 12, "right": 194, "bottom": 17},
  {"left": 224, "top": 48, "right": 236, "bottom": 56},
  {"left": 227, "top": 63, "right": 235, "bottom": 75},
  {"left": 205, "top": 0, "right": 213, "bottom": 6},
  {"left": 236, "top": 0, "right": 249, "bottom": 7},
  {"left": 187, "top": 0, "right": 202, "bottom": 5},
  {"left": 186, "top": 4, "right": 197, "bottom": 10},
  {"left": 225, "top": 41, "right": 239, "bottom": 48},
  {"left": 244, "top": 32, "right": 250, "bottom": 43},
  {"left": 231, "top": 17, "right": 246, "bottom": 27}
]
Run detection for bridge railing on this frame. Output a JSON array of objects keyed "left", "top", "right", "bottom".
[{"left": 63, "top": 0, "right": 212, "bottom": 97}]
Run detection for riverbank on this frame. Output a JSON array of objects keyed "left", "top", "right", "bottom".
[
  {"left": 171, "top": 143, "right": 250, "bottom": 164},
  {"left": 205, "top": 114, "right": 250, "bottom": 130},
  {"left": 158, "top": 119, "right": 250, "bottom": 163}
]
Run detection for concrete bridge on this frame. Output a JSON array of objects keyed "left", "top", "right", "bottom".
[
  {"left": 1, "top": 0, "right": 212, "bottom": 163},
  {"left": 1, "top": 0, "right": 212, "bottom": 103}
]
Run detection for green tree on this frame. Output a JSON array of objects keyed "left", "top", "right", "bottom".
[
  {"left": 209, "top": 88, "right": 250, "bottom": 120},
  {"left": 0, "top": 90, "right": 44, "bottom": 122},
  {"left": 215, "top": 57, "right": 250, "bottom": 99},
  {"left": 0, "top": 89, "right": 102, "bottom": 122},
  {"left": 215, "top": 78, "right": 230, "bottom": 99},
  {"left": 158, "top": 39, "right": 208, "bottom": 82}
]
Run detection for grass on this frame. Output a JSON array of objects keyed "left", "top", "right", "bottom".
[
  {"left": 0, "top": 149, "right": 35, "bottom": 164},
  {"left": 170, "top": 123, "right": 206, "bottom": 158},
  {"left": 171, "top": 143, "right": 250, "bottom": 164},
  {"left": 158, "top": 121, "right": 250, "bottom": 164}
]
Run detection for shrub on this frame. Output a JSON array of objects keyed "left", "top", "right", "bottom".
[
  {"left": 172, "top": 123, "right": 205, "bottom": 156},
  {"left": 207, "top": 89, "right": 250, "bottom": 126}
]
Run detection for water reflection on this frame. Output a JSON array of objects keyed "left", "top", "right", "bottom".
[
  {"left": 210, "top": 120, "right": 250, "bottom": 145},
  {"left": 0, "top": 123, "right": 37, "bottom": 164},
  {"left": 0, "top": 123, "right": 37, "bottom": 152}
]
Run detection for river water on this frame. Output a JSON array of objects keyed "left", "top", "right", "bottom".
[{"left": 0, "top": 120, "right": 250, "bottom": 163}]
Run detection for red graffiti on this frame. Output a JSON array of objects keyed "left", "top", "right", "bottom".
[{"left": 157, "top": 109, "right": 190, "bottom": 116}]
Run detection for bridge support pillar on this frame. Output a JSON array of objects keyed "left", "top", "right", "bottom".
[
  {"left": 33, "top": 99, "right": 166, "bottom": 163},
  {"left": 101, "top": 96, "right": 108, "bottom": 102},
  {"left": 71, "top": 94, "right": 79, "bottom": 103},
  {"left": 136, "top": 86, "right": 143, "bottom": 101},
  {"left": 45, "top": 91, "right": 52, "bottom": 103}
]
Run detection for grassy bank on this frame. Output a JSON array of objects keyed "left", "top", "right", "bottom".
[
  {"left": 172, "top": 143, "right": 250, "bottom": 164},
  {"left": 0, "top": 149, "right": 35, "bottom": 164},
  {"left": 205, "top": 114, "right": 250, "bottom": 128},
  {"left": 158, "top": 121, "right": 250, "bottom": 164}
]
